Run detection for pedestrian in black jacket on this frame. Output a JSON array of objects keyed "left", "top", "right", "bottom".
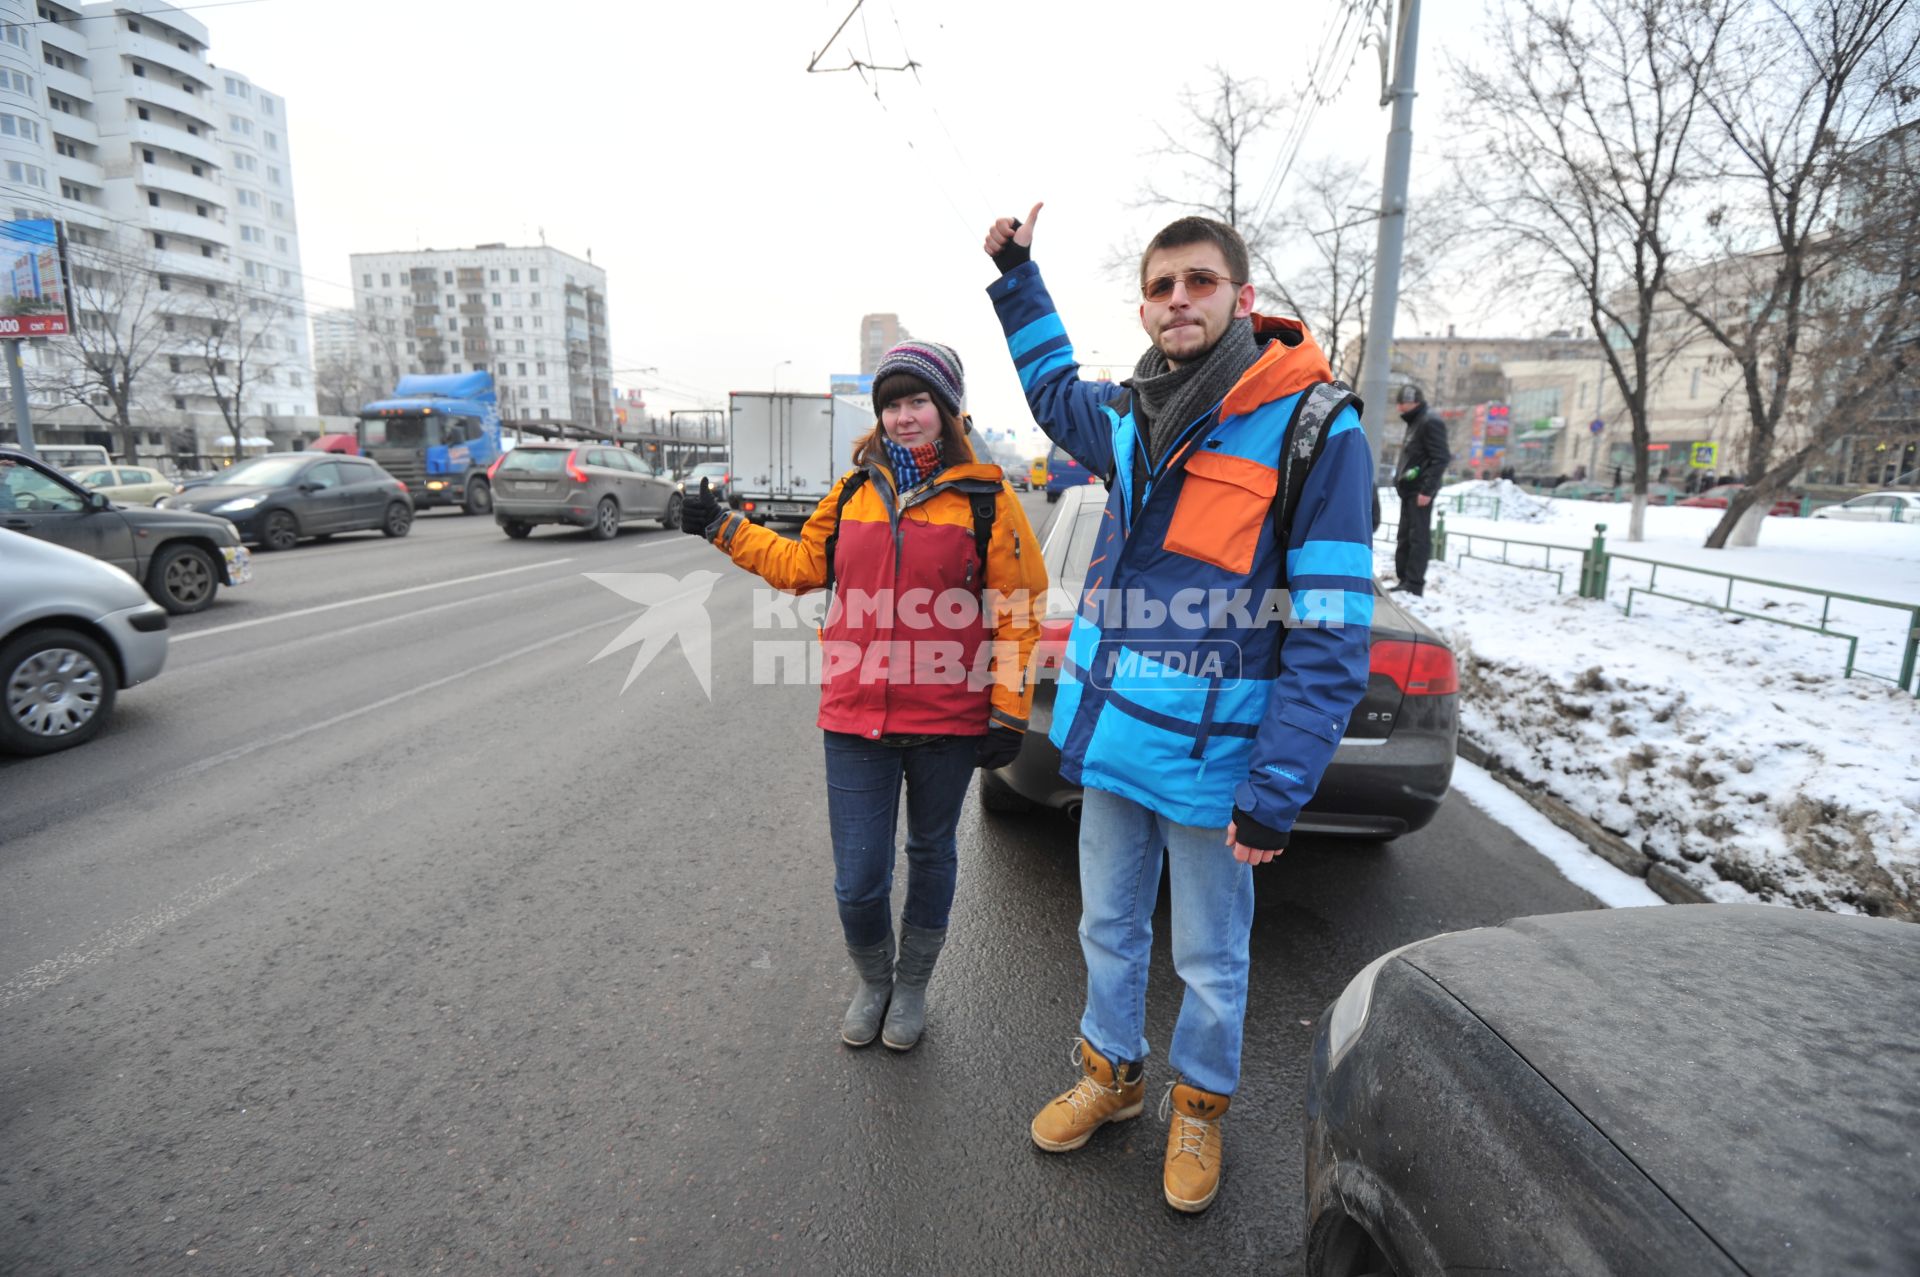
[{"left": 1391, "top": 384, "right": 1449, "bottom": 596}]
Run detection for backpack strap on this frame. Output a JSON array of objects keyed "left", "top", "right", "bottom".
[
  {"left": 971, "top": 491, "right": 997, "bottom": 587},
  {"left": 1273, "top": 379, "right": 1361, "bottom": 585},
  {"left": 821, "top": 469, "right": 869, "bottom": 602}
]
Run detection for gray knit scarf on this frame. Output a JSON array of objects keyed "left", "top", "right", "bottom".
[{"left": 1127, "top": 316, "right": 1262, "bottom": 465}]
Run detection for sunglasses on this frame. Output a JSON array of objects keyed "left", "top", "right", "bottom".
[{"left": 1142, "top": 269, "right": 1243, "bottom": 302}]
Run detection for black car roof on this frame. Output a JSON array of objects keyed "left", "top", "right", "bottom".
[{"left": 1401, "top": 905, "right": 1920, "bottom": 1274}]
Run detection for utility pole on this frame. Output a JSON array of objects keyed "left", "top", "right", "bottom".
[
  {"left": 4, "top": 340, "right": 36, "bottom": 459},
  {"left": 1356, "top": 0, "right": 1421, "bottom": 474}
]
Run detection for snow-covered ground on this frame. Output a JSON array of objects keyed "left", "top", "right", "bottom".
[{"left": 1383, "top": 483, "right": 1920, "bottom": 919}]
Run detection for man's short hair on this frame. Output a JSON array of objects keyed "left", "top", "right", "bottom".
[{"left": 1139, "top": 216, "right": 1251, "bottom": 291}]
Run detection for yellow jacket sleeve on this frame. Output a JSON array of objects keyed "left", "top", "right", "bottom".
[
  {"left": 983, "top": 481, "right": 1049, "bottom": 732},
  {"left": 707, "top": 475, "right": 847, "bottom": 594}
]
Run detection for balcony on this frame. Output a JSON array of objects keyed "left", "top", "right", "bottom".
[
  {"left": 152, "top": 244, "right": 233, "bottom": 285},
  {"left": 140, "top": 162, "right": 225, "bottom": 207},
  {"left": 146, "top": 204, "right": 224, "bottom": 239},
  {"left": 38, "top": 19, "right": 88, "bottom": 62},
  {"left": 50, "top": 115, "right": 100, "bottom": 151},
  {"left": 121, "top": 31, "right": 214, "bottom": 90},
  {"left": 125, "top": 77, "right": 219, "bottom": 131},
  {"left": 54, "top": 154, "right": 105, "bottom": 189},
  {"left": 42, "top": 62, "right": 93, "bottom": 106},
  {"left": 129, "top": 117, "right": 222, "bottom": 169}
]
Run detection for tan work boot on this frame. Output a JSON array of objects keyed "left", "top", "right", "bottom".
[
  {"left": 1161, "top": 1081, "right": 1229, "bottom": 1213},
  {"left": 1030, "top": 1039, "right": 1145, "bottom": 1153}
]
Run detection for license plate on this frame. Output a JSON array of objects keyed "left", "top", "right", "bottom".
[{"left": 224, "top": 545, "right": 253, "bottom": 585}]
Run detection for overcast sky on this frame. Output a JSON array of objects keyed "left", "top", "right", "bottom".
[{"left": 204, "top": 0, "right": 1483, "bottom": 456}]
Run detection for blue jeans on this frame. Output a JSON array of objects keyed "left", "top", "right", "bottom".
[
  {"left": 822, "top": 732, "right": 978, "bottom": 948},
  {"left": 1076, "top": 786, "right": 1254, "bottom": 1097}
]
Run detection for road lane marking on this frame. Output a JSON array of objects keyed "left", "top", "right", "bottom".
[
  {"left": 173, "top": 558, "right": 577, "bottom": 642},
  {"left": 175, "top": 582, "right": 718, "bottom": 779}
]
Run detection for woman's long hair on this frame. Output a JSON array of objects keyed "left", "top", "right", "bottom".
[{"left": 852, "top": 391, "right": 976, "bottom": 475}]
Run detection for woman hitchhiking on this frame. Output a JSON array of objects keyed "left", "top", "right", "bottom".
[{"left": 679, "top": 341, "right": 1048, "bottom": 1051}]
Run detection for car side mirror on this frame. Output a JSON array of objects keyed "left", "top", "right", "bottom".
[{"left": 87, "top": 490, "right": 111, "bottom": 511}]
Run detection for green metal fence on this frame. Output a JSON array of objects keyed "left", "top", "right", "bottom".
[{"left": 1407, "top": 508, "right": 1919, "bottom": 692}]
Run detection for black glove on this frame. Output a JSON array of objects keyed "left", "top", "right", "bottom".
[
  {"left": 680, "top": 477, "right": 723, "bottom": 536},
  {"left": 991, "top": 218, "right": 1031, "bottom": 275},
  {"left": 975, "top": 725, "right": 1024, "bottom": 770},
  {"left": 1230, "top": 806, "right": 1289, "bottom": 852}
]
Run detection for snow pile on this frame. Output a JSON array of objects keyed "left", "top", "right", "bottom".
[
  {"left": 1390, "top": 534, "right": 1920, "bottom": 920},
  {"left": 1433, "top": 478, "right": 1557, "bottom": 524}
]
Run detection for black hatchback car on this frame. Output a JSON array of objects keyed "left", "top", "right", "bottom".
[
  {"left": 1, "top": 448, "right": 251, "bottom": 615},
  {"left": 1306, "top": 905, "right": 1920, "bottom": 1276},
  {"left": 982, "top": 484, "right": 1458, "bottom": 837},
  {"left": 164, "top": 452, "right": 413, "bottom": 551}
]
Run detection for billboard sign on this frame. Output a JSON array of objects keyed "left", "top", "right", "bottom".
[
  {"left": 830, "top": 373, "right": 873, "bottom": 397},
  {"left": 0, "top": 218, "right": 73, "bottom": 338}
]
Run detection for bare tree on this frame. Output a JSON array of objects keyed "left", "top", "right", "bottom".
[
  {"left": 192, "top": 283, "right": 298, "bottom": 436},
  {"left": 1270, "top": 159, "right": 1458, "bottom": 379},
  {"left": 35, "top": 233, "right": 178, "bottom": 458},
  {"left": 1456, "top": 0, "right": 1727, "bottom": 540},
  {"left": 1114, "top": 65, "right": 1297, "bottom": 307},
  {"left": 1666, "top": 0, "right": 1920, "bottom": 547},
  {"left": 313, "top": 356, "right": 378, "bottom": 418}
]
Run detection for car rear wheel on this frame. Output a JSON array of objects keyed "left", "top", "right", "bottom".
[
  {"left": 661, "top": 493, "right": 682, "bottom": 529},
  {"left": 463, "top": 478, "right": 492, "bottom": 516},
  {"left": 0, "top": 628, "right": 117, "bottom": 756},
  {"left": 979, "top": 770, "right": 1035, "bottom": 814},
  {"left": 381, "top": 501, "right": 413, "bottom": 538},
  {"left": 1046, "top": 490, "right": 1060, "bottom": 503},
  {"left": 590, "top": 496, "right": 619, "bottom": 540},
  {"left": 261, "top": 509, "right": 299, "bottom": 551},
  {"left": 146, "top": 543, "right": 219, "bottom": 615},
  {"left": 501, "top": 519, "right": 533, "bottom": 539}
]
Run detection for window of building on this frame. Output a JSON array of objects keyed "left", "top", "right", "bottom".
[
  {"left": 1, "top": 70, "right": 29, "bottom": 94},
  {"left": 279, "top": 269, "right": 290, "bottom": 286},
  {"left": 127, "top": 18, "right": 140, "bottom": 32},
  {"left": 1458, "top": 353, "right": 1469, "bottom": 367},
  {"left": 493, "top": 317, "right": 503, "bottom": 330},
  {"left": 540, "top": 408, "right": 550, "bottom": 420},
  {"left": 517, "top": 362, "right": 527, "bottom": 375},
  {"left": 529, "top": 269, "right": 539, "bottom": 282},
  {"left": 131, "top": 62, "right": 146, "bottom": 78},
  {"left": 447, "top": 317, "right": 457, "bottom": 330},
  {"left": 190, "top": 164, "right": 201, "bottom": 176},
  {"left": 200, "top": 244, "right": 211, "bottom": 257},
  {"left": 151, "top": 232, "right": 164, "bottom": 249},
  {"left": 168, "top": 355, "right": 181, "bottom": 373},
  {"left": 260, "top": 96, "right": 274, "bottom": 116},
  {"left": 442, "top": 270, "right": 452, "bottom": 284},
  {"left": 0, "top": 114, "right": 39, "bottom": 142},
  {"left": 157, "top": 274, "right": 170, "bottom": 291},
  {"left": 54, "top": 139, "right": 75, "bottom": 157},
  {"left": 508, "top": 268, "right": 519, "bottom": 282},
  {"left": 1690, "top": 368, "right": 1702, "bottom": 398},
  {"left": 266, "top": 166, "right": 280, "bottom": 185},
  {"left": 264, "top": 131, "right": 278, "bottom": 151},
  {"left": 466, "top": 293, "right": 480, "bottom": 304},
  {"left": 194, "top": 203, "right": 207, "bottom": 217},
  {"left": 528, "top": 293, "right": 540, "bottom": 307},
  {"left": 512, "top": 316, "right": 522, "bottom": 330},
  {"left": 48, "top": 93, "right": 71, "bottom": 113},
  {"left": 5, "top": 162, "right": 46, "bottom": 188},
  {"left": 269, "top": 200, "right": 284, "bottom": 218},
  {"left": 3, "top": 24, "right": 29, "bottom": 48},
  {"left": 514, "top": 340, "right": 525, "bottom": 353},
  {"left": 536, "top": 362, "right": 546, "bottom": 375},
  {"left": 274, "top": 235, "right": 287, "bottom": 253},
  {"left": 173, "top": 395, "right": 186, "bottom": 410},
  {"left": 362, "top": 273, "right": 372, "bottom": 287},
  {"left": 146, "top": 190, "right": 160, "bottom": 207},
  {"left": 137, "top": 106, "right": 150, "bottom": 120},
  {"left": 531, "top": 316, "right": 542, "bottom": 330},
  {"left": 380, "top": 272, "right": 390, "bottom": 287},
  {"left": 443, "top": 293, "right": 454, "bottom": 307},
  {"left": 237, "top": 189, "right": 260, "bottom": 208}
]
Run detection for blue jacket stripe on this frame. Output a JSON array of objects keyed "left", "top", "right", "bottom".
[
  {"left": 1018, "top": 347, "right": 1078, "bottom": 393},
  {"left": 1008, "top": 312, "right": 1068, "bottom": 360},
  {"left": 1014, "top": 331, "right": 1073, "bottom": 371},
  {"left": 1294, "top": 589, "right": 1377, "bottom": 627},
  {"left": 1287, "top": 539, "right": 1374, "bottom": 580}
]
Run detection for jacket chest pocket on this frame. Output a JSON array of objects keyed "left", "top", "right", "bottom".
[{"left": 1162, "top": 450, "right": 1278, "bottom": 574}]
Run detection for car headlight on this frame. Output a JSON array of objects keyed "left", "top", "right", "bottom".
[
  {"left": 1323, "top": 934, "right": 1462, "bottom": 1071},
  {"left": 216, "top": 495, "right": 263, "bottom": 512}
]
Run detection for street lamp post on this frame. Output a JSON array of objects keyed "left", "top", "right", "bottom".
[{"left": 771, "top": 359, "right": 792, "bottom": 392}]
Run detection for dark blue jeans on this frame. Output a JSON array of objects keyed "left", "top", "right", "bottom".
[{"left": 822, "top": 732, "right": 977, "bottom": 947}]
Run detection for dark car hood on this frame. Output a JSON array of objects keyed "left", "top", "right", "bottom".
[
  {"left": 1400, "top": 905, "right": 1920, "bottom": 1275},
  {"left": 167, "top": 484, "right": 271, "bottom": 512}
]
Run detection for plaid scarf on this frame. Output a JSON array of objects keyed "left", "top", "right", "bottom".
[{"left": 882, "top": 436, "right": 944, "bottom": 491}]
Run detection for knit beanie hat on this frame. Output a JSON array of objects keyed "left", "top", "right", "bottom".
[{"left": 870, "top": 340, "right": 966, "bottom": 420}]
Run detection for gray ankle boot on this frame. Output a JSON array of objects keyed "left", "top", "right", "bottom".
[
  {"left": 841, "top": 934, "right": 894, "bottom": 1047},
  {"left": 881, "top": 923, "right": 947, "bottom": 1051}
]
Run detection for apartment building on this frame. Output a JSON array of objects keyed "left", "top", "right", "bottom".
[
  {"left": 0, "top": 0, "right": 315, "bottom": 461},
  {"left": 348, "top": 243, "right": 613, "bottom": 433},
  {"left": 859, "top": 313, "right": 906, "bottom": 376}
]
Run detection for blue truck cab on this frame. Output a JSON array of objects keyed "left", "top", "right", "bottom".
[{"left": 358, "top": 371, "right": 506, "bottom": 515}]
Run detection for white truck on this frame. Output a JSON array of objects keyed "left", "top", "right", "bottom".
[{"left": 728, "top": 391, "right": 871, "bottom": 524}]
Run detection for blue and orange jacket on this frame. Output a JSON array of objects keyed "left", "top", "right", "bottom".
[
  {"left": 988, "top": 260, "right": 1375, "bottom": 832},
  {"left": 706, "top": 455, "right": 1048, "bottom": 740}
]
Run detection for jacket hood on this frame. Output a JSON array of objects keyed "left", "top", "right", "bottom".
[{"left": 1221, "top": 313, "right": 1334, "bottom": 419}]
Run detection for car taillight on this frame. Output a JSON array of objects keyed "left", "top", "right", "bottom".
[
  {"left": 394, "top": 479, "right": 408, "bottom": 492},
  {"left": 487, "top": 455, "right": 505, "bottom": 480},
  {"left": 1369, "top": 639, "right": 1458, "bottom": 696},
  {"left": 566, "top": 450, "right": 589, "bottom": 485},
  {"left": 743, "top": 500, "right": 757, "bottom": 512}
]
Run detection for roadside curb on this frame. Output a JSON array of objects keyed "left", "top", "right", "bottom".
[{"left": 1456, "top": 737, "right": 1711, "bottom": 905}]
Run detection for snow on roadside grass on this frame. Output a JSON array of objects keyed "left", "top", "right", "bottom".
[
  {"left": 1449, "top": 760, "right": 1666, "bottom": 908},
  {"left": 1383, "top": 519, "right": 1920, "bottom": 920}
]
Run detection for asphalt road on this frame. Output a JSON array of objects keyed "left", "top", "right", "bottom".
[{"left": 1, "top": 492, "right": 1604, "bottom": 1275}]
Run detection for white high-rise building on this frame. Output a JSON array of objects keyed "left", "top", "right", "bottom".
[
  {"left": 0, "top": 0, "right": 315, "bottom": 460},
  {"left": 349, "top": 243, "right": 612, "bottom": 432},
  {"left": 308, "top": 306, "right": 355, "bottom": 369}
]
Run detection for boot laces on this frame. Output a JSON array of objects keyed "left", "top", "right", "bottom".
[
  {"left": 1158, "top": 1081, "right": 1216, "bottom": 1164},
  {"left": 1060, "top": 1036, "right": 1125, "bottom": 1117}
]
